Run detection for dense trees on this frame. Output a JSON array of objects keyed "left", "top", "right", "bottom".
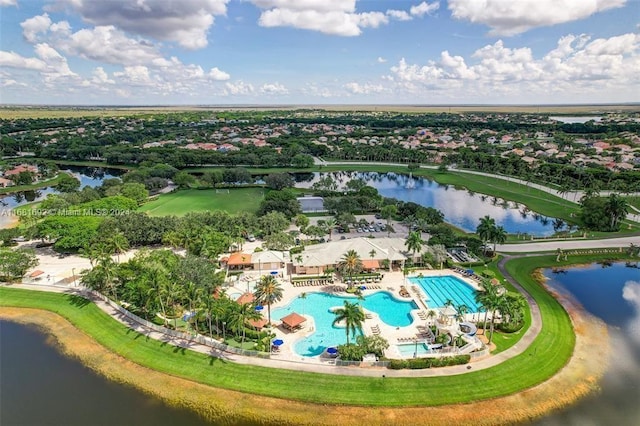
[
  {"left": 0, "top": 248, "right": 38, "bottom": 281},
  {"left": 580, "top": 194, "right": 629, "bottom": 231}
]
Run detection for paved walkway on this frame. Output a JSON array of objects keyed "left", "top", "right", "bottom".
[
  {"left": 7, "top": 279, "right": 541, "bottom": 378},
  {"left": 497, "top": 235, "right": 640, "bottom": 253}
]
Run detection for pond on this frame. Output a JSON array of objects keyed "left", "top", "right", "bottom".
[
  {"left": 294, "top": 171, "right": 560, "bottom": 236},
  {"left": 538, "top": 261, "right": 640, "bottom": 425},
  {"left": 0, "top": 166, "right": 122, "bottom": 227},
  {"left": 0, "top": 320, "right": 208, "bottom": 426}
]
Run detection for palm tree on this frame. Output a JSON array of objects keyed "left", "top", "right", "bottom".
[
  {"left": 369, "top": 249, "right": 376, "bottom": 260},
  {"left": 299, "top": 292, "right": 307, "bottom": 316},
  {"left": 324, "top": 218, "right": 337, "bottom": 241},
  {"left": 605, "top": 193, "right": 628, "bottom": 230},
  {"left": 253, "top": 274, "right": 283, "bottom": 326},
  {"left": 332, "top": 301, "right": 365, "bottom": 346},
  {"left": 183, "top": 281, "right": 203, "bottom": 334},
  {"left": 476, "top": 215, "right": 496, "bottom": 255},
  {"left": 404, "top": 231, "right": 424, "bottom": 262},
  {"left": 108, "top": 231, "right": 129, "bottom": 263},
  {"left": 490, "top": 225, "right": 507, "bottom": 254},
  {"left": 338, "top": 249, "right": 363, "bottom": 290}
]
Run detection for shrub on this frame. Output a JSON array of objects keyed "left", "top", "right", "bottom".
[{"left": 498, "top": 321, "right": 525, "bottom": 333}]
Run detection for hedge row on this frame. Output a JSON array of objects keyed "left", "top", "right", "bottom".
[{"left": 387, "top": 355, "right": 471, "bottom": 370}]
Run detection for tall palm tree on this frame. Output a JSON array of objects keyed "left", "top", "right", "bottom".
[
  {"left": 332, "top": 301, "right": 365, "bottom": 346},
  {"left": 491, "top": 225, "right": 507, "bottom": 254},
  {"left": 605, "top": 193, "right": 628, "bottom": 231},
  {"left": 338, "top": 249, "right": 363, "bottom": 290},
  {"left": 476, "top": 215, "right": 496, "bottom": 254},
  {"left": 404, "top": 231, "right": 424, "bottom": 261},
  {"left": 108, "top": 231, "right": 129, "bottom": 263},
  {"left": 253, "top": 274, "right": 283, "bottom": 326},
  {"left": 324, "top": 218, "right": 337, "bottom": 241}
]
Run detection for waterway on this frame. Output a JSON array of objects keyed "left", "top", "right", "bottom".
[
  {"left": 538, "top": 262, "right": 640, "bottom": 425},
  {"left": 0, "top": 320, "right": 209, "bottom": 426},
  {"left": 295, "top": 171, "right": 560, "bottom": 236},
  {"left": 0, "top": 166, "right": 122, "bottom": 210}
]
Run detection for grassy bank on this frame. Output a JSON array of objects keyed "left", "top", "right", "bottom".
[
  {"left": 0, "top": 175, "right": 64, "bottom": 195},
  {"left": 0, "top": 254, "right": 581, "bottom": 406},
  {"left": 139, "top": 187, "right": 264, "bottom": 216}
]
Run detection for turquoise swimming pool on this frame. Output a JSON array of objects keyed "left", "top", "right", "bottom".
[
  {"left": 272, "top": 292, "right": 417, "bottom": 357},
  {"left": 409, "top": 275, "right": 481, "bottom": 312}
]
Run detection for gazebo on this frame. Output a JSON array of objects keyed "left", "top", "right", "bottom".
[{"left": 280, "top": 312, "right": 306, "bottom": 331}]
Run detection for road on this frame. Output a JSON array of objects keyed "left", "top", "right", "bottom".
[{"left": 496, "top": 235, "right": 640, "bottom": 253}]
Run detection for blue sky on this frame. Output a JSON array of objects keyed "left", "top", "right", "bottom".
[{"left": 0, "top": 0, "right": 638, "bottom": 105}]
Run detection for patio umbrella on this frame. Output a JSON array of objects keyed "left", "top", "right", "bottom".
[
  {"left": 255, "top": 305, "right": 264, "bottom": 311},
  {"left": 272, "top": 339, "right": 284, "bottom": 346},
  {"left": 270, "top": 271, "right": 278, "bottom": 275},
  {"left": 466, "top": 269, "right": 475, "bottom": 275},
  {"left": 326, "top": 347, "right": 338, "bottom": 355}
]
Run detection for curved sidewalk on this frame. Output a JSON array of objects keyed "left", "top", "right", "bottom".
[{"left": 4, "top": 279, "right": 542, "bottom": 378}]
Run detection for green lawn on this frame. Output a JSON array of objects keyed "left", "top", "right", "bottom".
[
  {"left": 139, "top": 188, "right": 264, "bottom": 216},
  {"left": 0, "top": 252, "right": 594, "bottom": 406},
  {"left": 0, "top": 175, "right": 64, "bottom": 195}
]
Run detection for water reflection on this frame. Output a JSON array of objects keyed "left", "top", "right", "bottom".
[
  {"left": 294, "top": 172, "right": 559, "bottom": 235},
  {"left": 540, "top": 263, "right": 640, "bottom": 425},
  {"left": 0, "top": 166, "right": 122, "bottom": 210}
]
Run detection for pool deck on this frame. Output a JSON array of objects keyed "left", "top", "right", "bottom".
[{"left": 234, "top": 268, "right": 486, "bottom": 362}]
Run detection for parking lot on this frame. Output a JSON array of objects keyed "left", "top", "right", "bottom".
[{"left": 306, "top": 214, "right": 412, "bottom": 241}]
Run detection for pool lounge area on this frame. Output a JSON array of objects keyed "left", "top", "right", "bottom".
[{"left": 262, "top": 268, "right": 486, "bottom": 359}]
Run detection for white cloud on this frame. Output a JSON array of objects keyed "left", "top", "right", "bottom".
[
  {"left": 377, "top": 56, "right": 387, "bottom": 63},
  {"left": 260, "top": 82, "right": 289, "bottom": 95},
  {"left": 0, "top": 0, "right": 17, "bottom": 7},
  {"left": 224, "top": 80, "right": 255, "bottom": 95},
  {"left": 58, "top": 26, "right": 162, "bottom": 66},
  {"left": 57, "top": 0, "right": 229, "bottom": 49},
  {"left": 253, "top": 0, "right": 392, "bottom": 36},
  {"left": 410, "top": 1, "right": 440, "bottom": 17},
  {"left": 91, "top": 67, "right": 114, "bottom": 85},
  {"left": 386, "top": 10, "right": 412, "bottom": 21},
  {"left": 0, "top": 50, "right": 47, "bottom": 71},
  {"left": 20, "top": 13, "right": 52, "bottom": 43},
  {"left": 448, "top": 0, "right": 626, "bottom": 36},
  {"left": 387, "top": 32, "right": 640, "bottom": 101},
  {"left": 209, "top": 67, "right": 231, "bottom": 81},
  {"left": 622, "top": 281, "right": 640, "bottom": 345},
  {"left": 344, "top": 82, "right": 385, "bottom": 95}
]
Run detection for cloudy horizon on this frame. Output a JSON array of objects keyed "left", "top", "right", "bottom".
[{"left": 1, "top": 1, "right": 638, "bottom": 105}]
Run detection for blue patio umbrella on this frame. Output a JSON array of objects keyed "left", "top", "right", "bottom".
[
  {"left": 326, "top": 347, "right": 338, "bottom": 355},
  {"left": 255, "top": 305, "right": 264, "bottom": 311},
  {"left": 270, "top": 271, "right": 278, "bottom": 275},
  {"left": 466, "top": 269, "right": 475, "bottom": 275},
  {"left": 272, "top": 339, "right": 284, "bottom": 346}
]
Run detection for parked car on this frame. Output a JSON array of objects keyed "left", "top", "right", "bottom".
[
  {"left": 247, "top": 235, "right": 256, "bottom": 242},
  {"left": 374, "top": 213, "right": 382, "bottom": 219}
]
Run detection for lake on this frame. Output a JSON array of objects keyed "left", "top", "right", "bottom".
[
  {"left": 549, "top": 116, "right": 603, "bottom": 124},
  {"left": 0, "top": 320, "right": 208, "bottom": 426},
  {"left": 295, "top": 171, "right": 560, "bottom": 235},
  {"left": 0, "top": 166, "right": 122, "bottom": 227},
  {"left": 538, "top": 262, "right": 640, "bottom": 425}
]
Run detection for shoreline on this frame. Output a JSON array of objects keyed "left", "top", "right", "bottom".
[{"left": 0, "top": 282, "right": 609, "bottom": 426}]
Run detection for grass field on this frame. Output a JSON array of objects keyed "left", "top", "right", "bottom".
[
  {"left": 0, "top": 175, "right": 64, "bottom": 195},
  {"left": 139, "top": 188, "right": 264, "bottom": 216}
]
